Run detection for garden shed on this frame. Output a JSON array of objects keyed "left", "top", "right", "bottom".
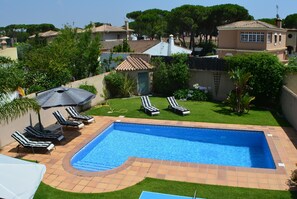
[{"left": 115, "top": 56, "right": 153, "bottom": 95}]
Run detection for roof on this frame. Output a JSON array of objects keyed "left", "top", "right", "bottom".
[
  {"left": 101, "top": 40, "right": 160, "bottom": 52},
  {"left": 128, "top": 40, "right": 160, "bottom": 53},
  {"left": 217, "top": 20, "right": 285, "bottom": 31},
  {"left": 92, "top": 24, "right": 133, "bottom": 33},
  {"left": 115, "top": 56, "right": 153, "bottom": 71},
  {"left": 29, "top": 30, "right": 59, "bottom": 38},
  {"left": 143, "top": 41, "right": 192, "bottom": 56},
  {"left": 39, "top": 30, "right": 59, "bottom": 37}
]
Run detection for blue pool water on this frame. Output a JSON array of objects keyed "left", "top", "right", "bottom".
[{"left": 71, "top": 122, "right": 276, "bottom": 172}]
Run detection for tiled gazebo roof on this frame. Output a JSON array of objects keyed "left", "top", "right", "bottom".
[{"left": 115, "top": 56, "right": 153, "bottom": 71}]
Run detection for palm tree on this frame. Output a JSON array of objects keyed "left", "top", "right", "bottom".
[
  {"left": 0, "top": 90, "right": 40, "bottom": 123},
  {"left": 0, "top": 56, "right": 40, "bottom": 123},
  {"left": 225, "top": 68, "right": 255, "bottom": 114}
]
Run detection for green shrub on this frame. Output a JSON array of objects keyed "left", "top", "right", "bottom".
[
  {"left": 79, "top": 84, "right": 97, "bottom": 95},
  {"left": 104, "top": 71, "right": 136, "bottom": 98},
  {"left": 173, "top": 89, "right": 208, "bottom": 101},
  {"left": 104, "top": 71, "right": 124, "bottom": 98},
  {"left": 27, "top": 85, "right": 46, "bottom": 94},
  {"left": 121, "top": 74, "right": 136, "bottom": 97},
  {"left": 224, "top": 68, "right": 255, "bottom": 114},
  {"left": 152, "top": 54, "right": 189, "bottom": 96},
  {"left": 197, "top": 41, "right": 217, "bottom": 56},
  {"left": 173, "top": 89, "right": 189, "bottom": 99},
  {"left": 285, "top": 57, "right": 297, "bottom": 73},
  {"left": 152, "top": 58, "right": 169, "bottom": 95},
  {"left": 225, "top": 52, "right": 285, "bottom": 107},
  {"left": 191, "top": 90, "right": 208, "bottom": 101}
]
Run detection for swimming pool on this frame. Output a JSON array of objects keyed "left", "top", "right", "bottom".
[{"left": 71, "top": 122, "right": 276, "bottom": 172}]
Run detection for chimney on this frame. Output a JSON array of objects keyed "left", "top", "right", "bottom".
[
  {"left": 125, "top": 20, "right": 129, "bottom": 40},
  {"left": 168, "top": 34, "right": 174, "bottom": 56},
  {"left": 275, "top": 17, "right": 282, "bottom": 28}
]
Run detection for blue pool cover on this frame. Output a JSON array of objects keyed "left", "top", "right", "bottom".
[
  {"left": 139, "top": 191, "right": 204, "bottom": 199},
  {"left": 71, "top": 122, "right": 276, "bottom": 171}
]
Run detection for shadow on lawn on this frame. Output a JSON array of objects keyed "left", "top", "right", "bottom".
[
  {"left": 270, "top": 110, "right": 291, "bottom": 127},
  {"left": 213, "top": 103, "right": 234, "bottom": 116}
]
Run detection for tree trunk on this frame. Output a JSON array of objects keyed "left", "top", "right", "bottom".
[
  {"left": 179, "top": 34, "right": 187, "bottom": 48},
  {"left": 189, "top": 32, "right": 195, "bottom": 50}
]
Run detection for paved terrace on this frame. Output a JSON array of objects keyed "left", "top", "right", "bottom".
[{"left": 1, "top": 116, "right": 297, "bottom": 193}]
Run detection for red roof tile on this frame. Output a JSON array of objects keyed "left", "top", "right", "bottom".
[{"left": 115, "top": 56, "right": 153, "bottom": 71}]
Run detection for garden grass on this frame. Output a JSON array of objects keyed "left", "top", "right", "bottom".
[
  {"left": 86, "top": 97, "right": 289, "bottom": 127},
  {"left": 34, "top": 178, "right": 297, "bottom": 199}
]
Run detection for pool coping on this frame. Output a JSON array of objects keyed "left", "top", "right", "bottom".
[{"left": 62, "top": 118, "right": 286, "bottom": 178}]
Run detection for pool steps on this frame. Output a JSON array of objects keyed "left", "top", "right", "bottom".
[{"left": 73, "top": 160, "right": 116, "bottom": 172}]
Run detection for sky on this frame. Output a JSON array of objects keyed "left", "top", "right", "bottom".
[{"left": 0, "top": 0, "right": 296, "bottom": 28}]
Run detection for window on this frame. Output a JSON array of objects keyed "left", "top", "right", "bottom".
[
  {"left": 279, "top": 34, "right": 282, "bottom": 43},
  {"left": 240, "top": 32, "right": 248, "bottom": 42},
  {"left": 267, "top": 33, "right": 272, "bottom": 43},
  {"left": 240, "top": 32, "right": 264, "bottom": 43},
  {"left": 274, "top": 33, "right": 277, "bottom": 44},
  {"left": 288, "top": 34, "right": 293, "bottom": 39}
]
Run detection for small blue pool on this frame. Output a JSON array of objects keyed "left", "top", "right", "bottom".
[{"left": 71, "top": 122, "right": 276, "bottom": 172}]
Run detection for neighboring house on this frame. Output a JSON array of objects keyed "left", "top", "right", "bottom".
[
  {"left": 286, "top": 29, "right": 297, "bottom": 55},
  {"left": 143, "top": 35, "right": 192, "bottom": 56},
  {"left": 92, "top": 22, "right": 133, "bottom": 41},
  {"left": 115, "top": 55, "right": 153, "bottom": 95},
  {"left": 101, "top": 40, "right": 160, "bottom": 52},
  {"left": 28, "top": 30, "right": 59, "bottom": 43},
  {"left": 0, "top": 47, "right": 18, "bottom": 60},
  {"left": 217, "top": 20, "right": 287, "bottom": 61},
  {"left": 28, "top": 22, "right": 133, "bottom": 43},
  {"left": 99, "top": 40, "right": 158, "bottom": 71},
  {"left": 101, "top": 35, "right": 192, "bottom": 56}
]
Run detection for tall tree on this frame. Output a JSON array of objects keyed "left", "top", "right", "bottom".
[
  {"left": 284, "top": 13, "right": 297, "bottom": 28},
  {"left": 202, "top": 4, "right": 253, "bottom": 43},
  {"left": 126, "top": 9, "right": 169, "bottom": 39},
  {"left": 21, "top": 25, "right": 101, "bottom": 93},
  {"left": 167, "top": 5, "right": 206, "bottom": 49},
  {"left": 1, "top": 24, "right": 57, "bottom": 43},
  {"left": 258, "top": 18, "right": 276, "bottom": 26}
]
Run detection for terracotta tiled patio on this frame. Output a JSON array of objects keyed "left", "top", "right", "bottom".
[{"left": 1, "top": 116, "right": 297, "bottom": 193}]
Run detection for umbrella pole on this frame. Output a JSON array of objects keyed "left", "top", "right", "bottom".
[
  {"left": 36, "top": 93, "right": 44, "bottom": 131},
  {"left": 37, "top": 110, "right": 44, "bottom": 131}
]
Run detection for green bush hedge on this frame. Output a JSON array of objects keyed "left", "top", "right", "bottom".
[
  {"left": 225, "top": 52, "right": 285, "bottom": 106},
  {"left": 152, "top": 54, "right": 189, "bottom": 96},
  {"left": 173, "top": 89, "right": 208, "bottom": 101},
  {"left": 104, "top": 71, "right": 136, "bottom": 98},
  {"left": 79, "top": 84, "right": 97, "bottom": 95}
]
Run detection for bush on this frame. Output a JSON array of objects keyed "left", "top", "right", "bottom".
[
  {"left": 104, "top": 71, "right": 136, "bottom": 98},
  {"left": 104, "top": 71, "right": 124, "bottom": 98},
  {"left": 285, "top": 57, "right": 297, "bottom": 73},
  {"left": 224, "top": 68, "right": 255, "bottom": 114},
  {"left": 152, "top": 54, "right": 189, "bottom": 96},
  {"left": 121, "top": 74, "right": 136, "bottom": 97},
  {"left": 79, "top": 84, "right": 97, "bottom": 95},
  {"left": 173, "top": 89, "right": 189, "bottom": 99},
  {"left": 191, "top": 89, "right": 208, "bottom": 101},
  {"left": 197, "top": 41, "right": 217, "bottom": 56},
  {"left": 173, "top": 89, "right": 208, "bottom": 101},
  {"left": 225, "top": 53, "right": 285, "bottom": 107}
]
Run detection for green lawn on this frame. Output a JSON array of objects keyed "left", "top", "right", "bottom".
[
  {"left": 35, "top": 178, "right": 296, "bottom": 199},
  {"left": 86, "top": 97, "right": 289, "bottom": 126}
]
